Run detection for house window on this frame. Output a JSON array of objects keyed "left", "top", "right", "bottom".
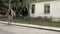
[
  {"left": 32, "top": 4, "right": 35, "bottom": 14},
  {"left": 44, "top": 4, "right": 50, "bottom": 14}
]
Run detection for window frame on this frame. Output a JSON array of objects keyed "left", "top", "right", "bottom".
[
  {"left": 44, "top": 3, "right": 50, "bottom": 14},
  {"left": 32, "top": 4, "right": 35, "bottom": 14}
]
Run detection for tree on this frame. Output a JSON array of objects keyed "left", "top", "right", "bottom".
[{"left": 0, "top": 0, "right": 33, "bottom": 17}]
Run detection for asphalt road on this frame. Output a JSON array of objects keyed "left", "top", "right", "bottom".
[{"left": 0, "top": 23, "right": 60, "bottom": 34}]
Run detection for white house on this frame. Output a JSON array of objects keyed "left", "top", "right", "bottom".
[{"left": 29, "top": 0, "right": 60, "bottom": 21}]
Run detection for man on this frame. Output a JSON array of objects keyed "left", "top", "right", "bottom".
[{"left": 6, "top": 9, "right": 15, "bottom": 25}]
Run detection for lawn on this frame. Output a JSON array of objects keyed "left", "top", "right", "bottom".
[
  {"left": 0, "top": 18, "right": 60, "bottom": 28},
  {"left": 13, "top": 18, "right": 60, "bottom": 28}
]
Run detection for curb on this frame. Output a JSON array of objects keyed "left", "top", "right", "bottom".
[{"left": 0, "top": 21, "right": 60, "bottom": 32}]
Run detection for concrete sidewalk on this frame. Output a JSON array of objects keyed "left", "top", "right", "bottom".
[{"left": 0, "top": 21, "right": 60, "bottom": 32}]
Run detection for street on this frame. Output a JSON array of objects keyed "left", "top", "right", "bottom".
[{"left": 0, "top": 23, "right": 60, "bottom": 34}]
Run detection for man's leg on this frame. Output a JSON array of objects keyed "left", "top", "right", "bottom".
[{"left": 8, "top": 15, "right": 11, "bottom": 25}]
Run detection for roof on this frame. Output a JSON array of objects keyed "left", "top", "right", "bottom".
[{"left": 31, "top": 0, "right": 58, "bottom": 3}]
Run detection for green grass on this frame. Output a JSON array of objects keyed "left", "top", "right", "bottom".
[
  {"left": 0, "top": 18, "right": 60, "bottom": 28},
  {"left": 14, "top": 19, "right": 60, "bottom": 28}
]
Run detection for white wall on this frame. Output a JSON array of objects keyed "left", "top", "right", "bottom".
[{"left": 29, "top": 1, "right": 60, "bottom": 19}]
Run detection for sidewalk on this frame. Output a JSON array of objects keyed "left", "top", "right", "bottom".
[{"left": 0, "top": 21, "right": 60, "bottom": 32}]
